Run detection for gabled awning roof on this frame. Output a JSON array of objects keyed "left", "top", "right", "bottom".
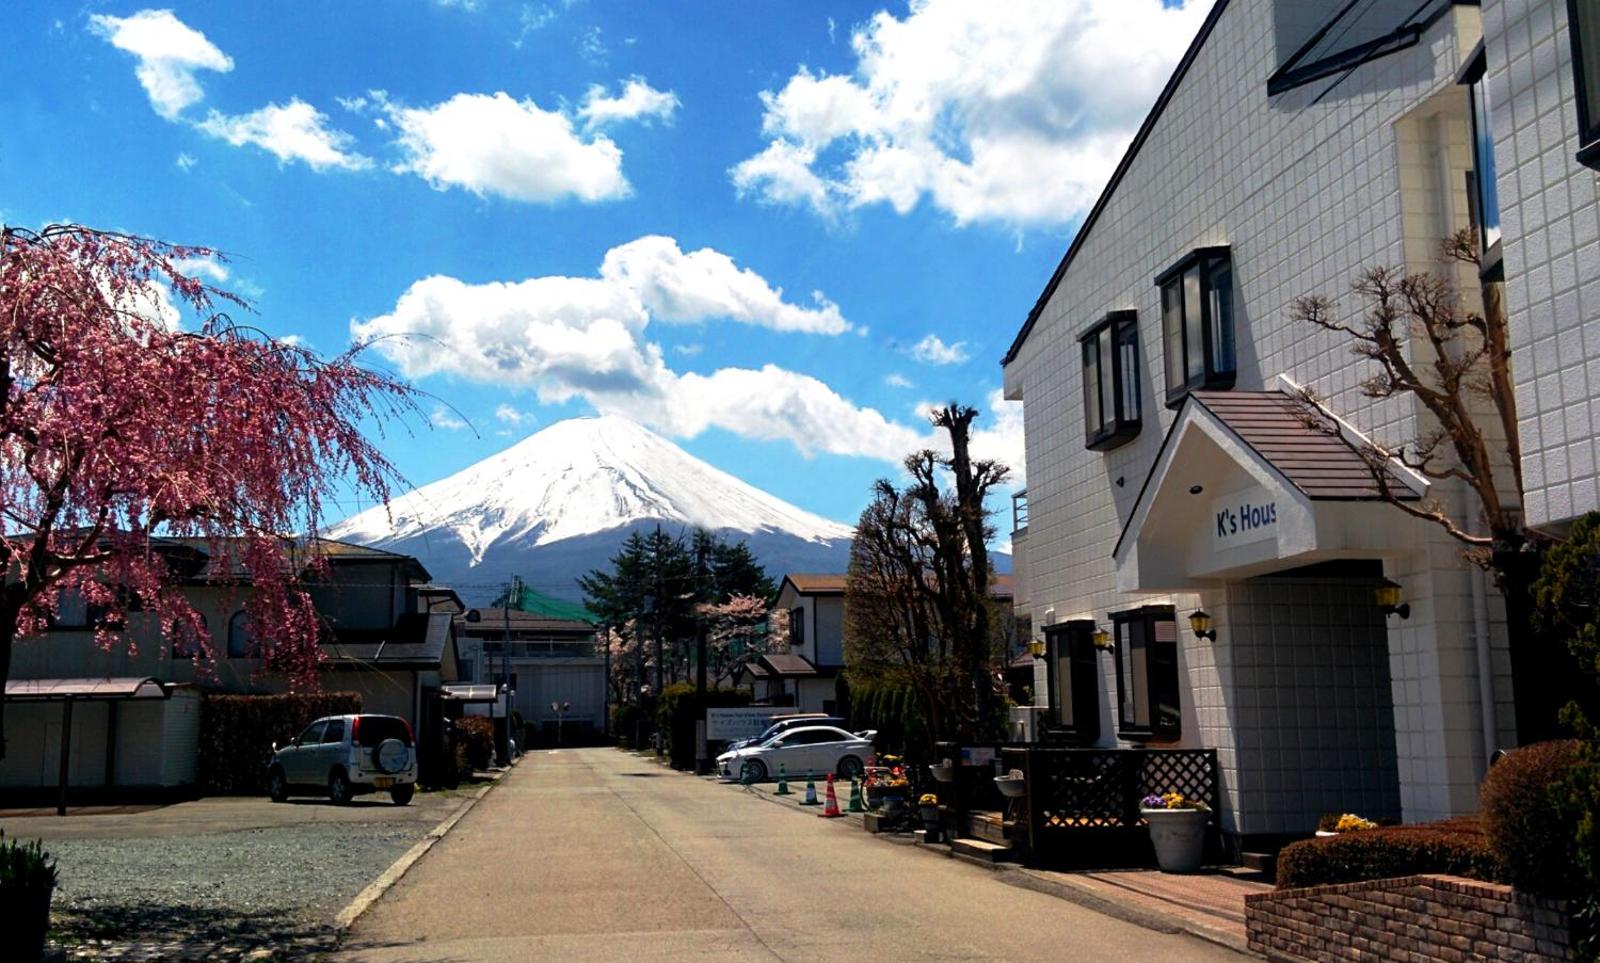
[
  {"left": 1113, "top": 384, "right": 1429, "bottom": 592},
  {"left": 4, "top": 677, "right": 169, "bottom": 701}
]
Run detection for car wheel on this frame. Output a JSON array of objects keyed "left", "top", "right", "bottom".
[
  {"left": 836, "top": 756, "right": 864, "bottom": 780},
  {"left": 740, "top": 759, "right": 768, "bottom": 782},
  {"left": 267, "top": 767, "right": 288, "bottom": 803},
  {"left": 328, "top": 768, "right": 353, "bottom": 805},
  {"left": 390, "top": 784, "right": 415, "bottom": 806}
]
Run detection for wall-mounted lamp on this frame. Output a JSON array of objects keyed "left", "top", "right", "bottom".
[
  {"left": 1376, "top": 579, "right": 1410, "bottom": 619},
  {"left": 1027, "top": 638, "right": 1046, "bottom": 658},
  {"left": 1189, "top": 609, "right": 1217, "bottom": 641},
  {"left": 1091, "top": 626, "right": 1114, "bottom": 652}
]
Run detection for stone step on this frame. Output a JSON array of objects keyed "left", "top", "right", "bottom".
[
  {"left": 950, "top": 837, "right": 1012, "bottom": 863},
  {"left": 1240, "top": 851, "right": 1276, "bottom": 876},
  {"left": 963, "top": 811, "right": 1008, "bottom": 846}
]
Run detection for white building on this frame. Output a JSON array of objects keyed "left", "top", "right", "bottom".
[{"left": 1000, "top": 0, "right": 1600, "bottom": 853}]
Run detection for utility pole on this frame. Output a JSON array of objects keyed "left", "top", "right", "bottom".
[
  {"left": 498, "top": 574, "right": 519, "bottom": 766},
  {"left": 693, "top": 537, "right": 710, "bottom": 775},
  {"left": 652, "top": 524, "right": 664, "bottom": 698},
  {"left": 601, "top": 622, "right": 610, "bottom": 739}
]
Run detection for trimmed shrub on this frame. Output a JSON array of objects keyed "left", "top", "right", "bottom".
[
  {"left": 613, "top": 702, "right": 644, "bottom": 747},
  {"left": 199, "top": 691, "right": 361, "bottom": 794},
  {"left": 456, "top": 715, "right": 495, "bottom": 771},
  {"left": 1481, "top": 739, "right": 1585, "bottom": 897},
  {"left": 656, "top": 682, "right": 751, "bottom": 770},
  {"left": 1276, "top": 817, "right": 1499, "bottom": 890}
]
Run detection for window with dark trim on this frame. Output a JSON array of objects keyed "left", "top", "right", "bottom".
[
  {"left": 1045, "top": 620, "right": 1101, "bottom": 743},
  {"left": 171, "top": 613, "right": 208, "bottom": 660},
  {"left": 1156, "top": 247, "right": 1235, "bottom": 408},
  {"left": 227, "top": 610, "right": 257, "bottom": 659},
  {"left": 1459, "top": 45, "right": 1504, "bottom": 273},
  {"left": 1110, "top": 605, "right": 1181, "bottom": 741},
  {"left": 789, "top": 607, "right": 806, "bottom": 647},
  {"left": 1080, "top": 311, "right": 1141, "bottom": 451},
  {"left": 1570, "top": 0, "right": 1600, "bottom": 169}
]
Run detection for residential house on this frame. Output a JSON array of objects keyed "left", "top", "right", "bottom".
[
  {"left": 453, "top": 608, "right": 604, "bottom": 741},
  {"left": 1, "top": 537, "right": 462, "bottom": 796},
  {"left": 999, "top": 0, "right": 1582, "bottom": 854}
]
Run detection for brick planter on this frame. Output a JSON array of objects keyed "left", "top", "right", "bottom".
[{"left": 1244, "top": 874, "right": 1573, "bottom": 961}]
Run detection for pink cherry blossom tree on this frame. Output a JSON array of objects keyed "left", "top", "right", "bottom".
[
  {"left": 0, "top": 224, "right": 417, "bottom": 760},
  {"left": 697, "top": 594, "right": 787, "bottom": 687}
]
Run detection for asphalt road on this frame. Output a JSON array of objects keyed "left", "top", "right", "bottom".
[{"left": 334, "top": 748, "right": 1246, "bottom": 963}]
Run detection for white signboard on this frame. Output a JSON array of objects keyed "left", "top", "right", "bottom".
[
  {"left": 1212, "top": 485, "right": 1280, "bottom": 551},
  {"left": 706, "top": 707, "right": 779, "bottom": 742}
]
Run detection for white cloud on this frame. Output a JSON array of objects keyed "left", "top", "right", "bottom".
[
  {"left": 730, "top": 140, "right": 835, "bottom": 217},
  {"left": 494, "top": 404, "right": 534, "bottom": 425},
  {"left": 969, "top": 389, "right": 1025, "bottom": 481},
  {"left": 430, "top": 405, "right": 470, "bottom": 431},
  {"left": 673, "top": 343, "right": 704, "bottom": 357},
  {"left": 578, "top": 77, "right": 679, "bottom": 128},
  {"left": 89, "top": 9, "right": 233, "bottom": 120},
  {"left": 175, "top": 152, "right": 197, "bottom": 170},
  {"left": 197, "top": 99, "right": 371, "bottom": 171},
  {"left": 910, "top": 334, "right": 969, "bottom": 365},
  {"left": 579, "top": 25, "right": 607, "bottom": 63},
  {"left": 514, "top": 4, "right": 557, "bottom": 47},
  {"left": 733, "top": 0, "right": 1209, "bottom": 227},
  {"left": 599, "top": 236, "right": 850, "bottom": 334},
  {"left": 173, "top": 256, "right": 229, "bottom": 282},
  {"left": 352, "top": 237, "right": 923, "bottom": 460},
  {"left": 885, "top": 372, "right": 913, "bottom": 388},
  {"left": 386, "top": 92, "right": 628, "bottom": 202}
]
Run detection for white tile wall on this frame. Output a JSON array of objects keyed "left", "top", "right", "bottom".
[
  {"left": 1007, "top": 1, "right": 1508, "bottom": 827},
  {"left": 1482, "top": 0, "right": 1600, "bottom": 527}
]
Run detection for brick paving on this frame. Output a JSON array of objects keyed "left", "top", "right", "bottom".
[{"left": 1042, "top": 868, "right": 1271, "bottom": 946}]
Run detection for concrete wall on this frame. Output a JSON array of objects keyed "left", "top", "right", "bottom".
[
  {"left": 1481, "top": 0, "right": 1600, "bottom": 529},
  {"left": 1002, "top": 2, "right": 1508, "bottom": 823}
]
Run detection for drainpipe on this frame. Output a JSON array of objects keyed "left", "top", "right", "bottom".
[{"left": 1471, "top": 523, "right": 1498, "bottom": 772}]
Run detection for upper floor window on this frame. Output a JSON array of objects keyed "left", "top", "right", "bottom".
[
  {"left": 1080, "top": 311, "right": 1142, "bottom": 451},
  {"left": 1460, "top": 45, "right": 1504, "bottom": 267},
  {"left": 789, "top": 608, "right": 806, "bottom": 647},
  {"left": 1156, "top": 247, "right": 1236, "bottom": 408},
  {"left": 1111, "top": 605, "right": 1181, "bottom": 741},
  {"left": 1570, "top": 0, "right": 1600, "bottom": 168},
  {"left": 171, "top": 613, "right": 208, "bottom": 660},
  {"left": 227, "top": 610, "right": 257, "bottom": 659}
]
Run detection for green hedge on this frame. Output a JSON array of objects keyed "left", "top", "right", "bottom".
[
  {"left": 1276, "top": 818, "right": 1499, "bottom": 890},
  {"left": 199, "top": 692, "right": 361, "bottom": 794},
  {"left": 1482, "top": 740, "right": 1586, "bottom": 897},
  {"left": 456, "top": 715, "right": 495, "bottom": 770},
  {"left": 656, "top": 682, "right": 751, "bottom": 770}
]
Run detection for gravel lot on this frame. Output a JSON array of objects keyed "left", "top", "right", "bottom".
[{"left": 47, "top": 818, "right": 428, "bottom": 957}]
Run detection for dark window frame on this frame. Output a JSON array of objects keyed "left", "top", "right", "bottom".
[
  {"left": 1155, "top": 247, "right": 1236, "bottom": 408},
  {"left": 171, "top": 613, "right": 208, "bottom": 660},
  {"left": 1458, "top": 43, "right": 1505, "bottom": 276},
  {"left": 1079, "top": 311, "right": 1142, "bottom": 451},
  {"left": 789, "top": 607, "right": 806, "bottom": 646},
  {"left": 1570, "top": 0, "right": 1600, "bottom": 168},
  {"left": 227, "top": 610, "right": 257, "bottom": 659},
  {"left": 1044, "top": 620, "right": 1102, "bottom": 744},
  {"left": 1109, "top": 605, "right": 1182, "bottom": 742}
]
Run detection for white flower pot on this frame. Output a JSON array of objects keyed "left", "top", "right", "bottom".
[{"left": 1143, "top": 808, "right": 1209, "bottom": 873}]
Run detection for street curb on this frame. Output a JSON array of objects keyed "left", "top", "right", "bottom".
[{"left": 331, "top": 764, "right": 513, "bottom": 934}]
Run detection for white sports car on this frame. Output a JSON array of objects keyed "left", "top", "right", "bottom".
[{"left": 717, "top": 725, "right": 876, "bottom": 782}]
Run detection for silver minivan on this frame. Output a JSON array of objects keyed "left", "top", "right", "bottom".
[{"left": 266, "top": 713, "right": 418, "bottom": 805}]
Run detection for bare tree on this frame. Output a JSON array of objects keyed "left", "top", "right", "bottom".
[
  {"left": 1290, "top": 229, "right": 1525, "bottom": 567},
  {"left": 843, "top": 404, "right": 1011, "bottom": 746}
]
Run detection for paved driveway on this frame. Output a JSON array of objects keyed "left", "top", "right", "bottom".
[{"left": 335, "top": 748, "right": 1247, "bottom": 963}]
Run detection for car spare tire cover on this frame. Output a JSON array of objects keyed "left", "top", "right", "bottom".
[{"left": 377, "top": 738, "right": 409, "bottom": 774}]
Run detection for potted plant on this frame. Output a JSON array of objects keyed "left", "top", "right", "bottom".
[
  {"left": 866, "top": 756, "right": 911, "bottom": 810},
  {"left": 1315, "top": 812, "right": 1377, "bottom": 837},
  {"left": 918, "top": 792, "right": 941, "bottom": 835},
  {"left": 0, "top": 831, "right": 59, "bottom": 963},
  {"left": 1140, "top": 792, "right": 1210, "bottom": 873},
  {"left": 994, "top": 768, "right": 1026, "bottom": 798}
]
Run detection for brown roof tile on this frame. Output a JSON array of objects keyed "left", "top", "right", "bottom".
[{"left": 1190, "top": 391, "right": 1417, "bottom": 500}]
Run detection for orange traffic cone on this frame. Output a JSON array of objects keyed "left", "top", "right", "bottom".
[{"left": 819, "top": 773, "right": 843, "bottom": 818}]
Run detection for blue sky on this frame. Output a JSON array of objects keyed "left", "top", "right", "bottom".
[{"left": 1, "top": 0, "right": 1207, "bottom": 532}]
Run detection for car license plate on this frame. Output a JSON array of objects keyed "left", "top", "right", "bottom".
[{"left": 374, "top": 777, "right": 394, "bottom": 789}]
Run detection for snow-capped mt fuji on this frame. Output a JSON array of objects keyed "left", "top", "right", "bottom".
[{"left": 327, "top": 415, "right": 856, "bottom": 602}]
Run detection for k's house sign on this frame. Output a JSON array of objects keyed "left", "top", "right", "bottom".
[{"left": 1212, "top": 486, "right": 1279, "bottom": 551}]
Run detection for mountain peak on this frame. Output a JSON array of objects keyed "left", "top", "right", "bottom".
[{"left": 327, "top": 415, "right": 855, "bottom": 599}]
